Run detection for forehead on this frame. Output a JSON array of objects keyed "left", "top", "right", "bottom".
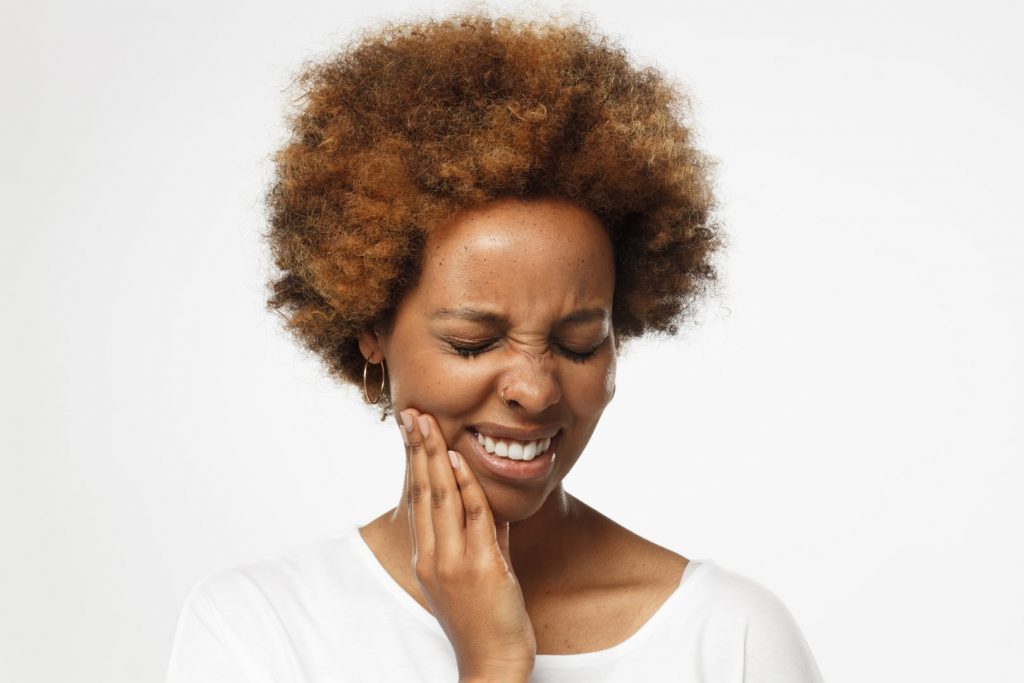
[{"left": 416, "top": 199, "right": 615, "bottom": 319}]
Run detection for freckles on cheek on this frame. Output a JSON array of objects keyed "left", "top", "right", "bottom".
[{"left": 398, "top": 357, "right": 491, "bottom": 415}]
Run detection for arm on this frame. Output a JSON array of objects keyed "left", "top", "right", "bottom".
[{"left": 740, "top": 585, "right": 825, "bottom": 683}]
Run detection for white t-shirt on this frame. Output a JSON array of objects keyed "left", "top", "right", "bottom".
[{"left": 166, "top": 526, "right": 824, "bottom": 682}]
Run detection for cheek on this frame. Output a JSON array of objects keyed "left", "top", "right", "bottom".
[
  {"left": 566, "top": 356, "right": 617, "bottom": 413},
  {"left": 601, "top": 354, "right": 617, "bottom": 399},
  {"left": 390, "top": 351, "right": 493, "bottom": 415},
  {"left": 392, "top": 356, "right": 496, "bottom": 448}
]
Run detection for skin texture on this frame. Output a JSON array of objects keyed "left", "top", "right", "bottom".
[{"left": 358, "top": 197, "right": 689, "bottom": 674}]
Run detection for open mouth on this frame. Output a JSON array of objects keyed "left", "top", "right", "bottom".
[
  {"left": 464, "top": 427, "right": 560, "bottom": 480},
  {"left": 468, "top": 428, "right": 553, "bottom": 461}
]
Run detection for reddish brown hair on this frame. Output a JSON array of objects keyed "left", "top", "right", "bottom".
[{"left": 264, "top": 14, "right": 722, "bottom": 413}]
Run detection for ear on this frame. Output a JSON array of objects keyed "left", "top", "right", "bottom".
[{"left": 357, "top": 323, "right": 385, "bottom": 363}]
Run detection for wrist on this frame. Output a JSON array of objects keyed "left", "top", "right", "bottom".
[
  {"left": 457, "top": 650, "right": 534, "bottom": 682},
  {"left": 459, "top": 664, "right": 532, "bottom": 683}
]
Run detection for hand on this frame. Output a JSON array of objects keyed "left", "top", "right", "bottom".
[{"left": 398, "top": 408, "right": 537, "bottom": 681}]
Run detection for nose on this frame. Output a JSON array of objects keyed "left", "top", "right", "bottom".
[{"left": 500, "top": 350, "right": 562, "bottom": 413}]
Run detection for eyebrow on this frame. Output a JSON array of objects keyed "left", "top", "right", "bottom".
[{"left": 428, "top": 306, "right": 609, "bottom": 326}]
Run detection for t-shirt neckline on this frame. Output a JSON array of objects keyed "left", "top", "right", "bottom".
[{"left": 345, "top": 524, "right": 712, "bottom": 668}]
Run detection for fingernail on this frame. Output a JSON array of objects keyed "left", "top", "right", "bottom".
[
  {"left": 398, "top": 422, "right": 409, "bottom": 445},
  {"left": 400, "top": 411, "right": 414, "bottom": 432},
  {"left": 417, "top": 414, "right": 430, "bottom": 438},
  {"left": 448, "top": 450, "right": 460, "bottom": 469}
]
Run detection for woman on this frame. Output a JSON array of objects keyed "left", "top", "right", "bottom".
[{"left": 167, "top": 13, "right": 824, "bottom": 682}]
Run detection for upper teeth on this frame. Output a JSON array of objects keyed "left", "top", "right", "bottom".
[{"left": 476, "top": 431, "right": 552, "bottom": 461}]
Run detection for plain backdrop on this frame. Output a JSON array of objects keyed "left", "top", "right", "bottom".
[{"left": 2, "top": 0, "right": 1021, "bottom": 681}]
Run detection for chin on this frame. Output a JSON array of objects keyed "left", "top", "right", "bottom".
[{"left": 479, "top": 480, "right": 551, "bottom": 525}]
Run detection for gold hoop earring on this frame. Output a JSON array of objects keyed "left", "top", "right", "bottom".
[{"left": 363, "top": 358, "right": 386, "bottom": 405}]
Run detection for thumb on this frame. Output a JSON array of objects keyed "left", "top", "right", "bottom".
[{"left": 495, "top": 521, "right": 512, "bottom": 567}]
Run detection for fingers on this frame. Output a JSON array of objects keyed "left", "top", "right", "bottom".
[
  {"left": 402, "top": 409, "right": 466, "bottom": 563},
  {"left": 494, "top": 521, "right": 512, "bottom": 566},
  {"left": 401, "top": 408, "right": 506, "bottom": 570},
  {"left": 448, "top": 442, "right": 502, "bottom": 561},
  {"left": 420, "top": 412, "right": 467, "bottom": 560},
  {"left": 401, "top": 409, "right": 434, "bottom": 560}
]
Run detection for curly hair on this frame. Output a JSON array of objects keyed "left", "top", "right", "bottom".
[{"left": 264, "top": 13, "right": 722, "bottom": 414}]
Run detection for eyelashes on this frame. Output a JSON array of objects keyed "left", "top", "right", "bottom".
[
  {"left": 448, "top": 340, "right": 600, "bottom": 364},
  {"left": 557, "top": 347, "right": 599, "bottom": 364}
]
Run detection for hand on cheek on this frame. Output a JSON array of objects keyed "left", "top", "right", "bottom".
[{"left": 398, "top": 409, "right": 536, "bottom": 680}]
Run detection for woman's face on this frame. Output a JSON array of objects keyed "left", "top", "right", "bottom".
[{"left": 362, "top": 197, "right": 617, "bottom": 523}]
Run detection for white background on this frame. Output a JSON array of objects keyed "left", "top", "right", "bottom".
[{"left": 2, "top": 0, "right": 1021, "bottom": 681}]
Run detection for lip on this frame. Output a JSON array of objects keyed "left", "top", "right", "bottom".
[{"left": 463, "top": 427, "right": 559, "bottom": 481}]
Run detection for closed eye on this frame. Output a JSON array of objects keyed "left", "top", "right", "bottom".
[
  {"left": 447, "top": 340, "right": 600, "bottom": 363},
  {"left": 449, "top": 341, "right": 496, "bottom": 358},
  {"left": 559, "top": 346, "right": 598, "bottom": 363}
]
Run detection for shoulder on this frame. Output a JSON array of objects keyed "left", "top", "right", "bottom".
[
  {"left": 681, "top": 562, "right": 825, "bottom": 683},
  {"left": 168, "top": 529, "right": 365, "bottom": 681},
  {"left": 175, "top": 528, "right": 363, "bottom": 638},
  {"left": 686, "top": 562, "right": 796, "bottom": 623}
]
